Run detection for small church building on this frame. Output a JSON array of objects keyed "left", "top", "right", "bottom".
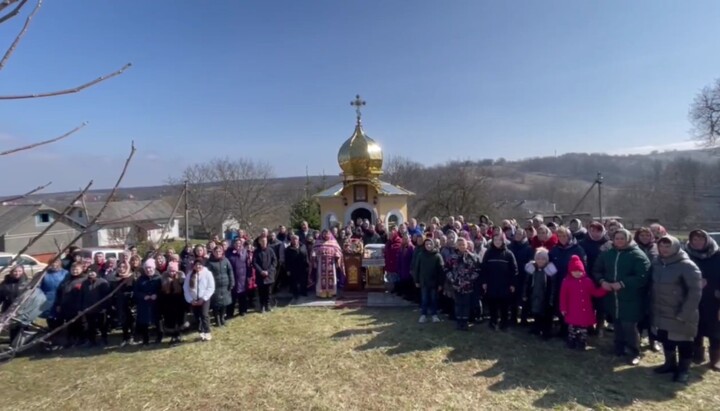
[{"left": 314, "top": 96, "right": 414, "bottom": 230}]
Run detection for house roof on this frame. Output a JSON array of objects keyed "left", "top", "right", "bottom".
[
  {"left": 313, "top": 180, "right": 414, "bottom": 198},
  {"left": 0, "top": 204, "right": 44, "bottom": 235},
  {"left": 83, "top": 200, "right": 179, "bottom": 224}
]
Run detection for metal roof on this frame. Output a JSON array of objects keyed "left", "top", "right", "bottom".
[
  {"left": 0, "top": 204, "right": 43, "bottom": 235},
  {"left": 313, "top": 180, "right": 414, "bottom": 198}
]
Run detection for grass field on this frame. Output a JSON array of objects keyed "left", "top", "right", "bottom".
[{"left": 1, "top": 307, "right": 719, "bottom": 411}]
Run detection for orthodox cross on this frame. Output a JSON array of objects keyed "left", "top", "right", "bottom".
[{"left": 350, "top": 94, "right": 366, "bottom": 123}]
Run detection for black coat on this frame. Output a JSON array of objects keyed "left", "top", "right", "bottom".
[
  {"left": 580, "top": 237, "right": 609, "bottom": 285},
  {"left": 206, "top": 256, "right": 234, "bottom": 308},
  {"left": 134, "top": 274, "right": 161, "bottom": 326},
  {"left": 81, "top": 277, "right": 111, "bottom": 313},
  {"left": 525, "top": 264, "right": 557, "bottom": 315},
  {"left": 686, "top": 238, "right": 720, "bottom": 339},
  {"left": 481, "top": 245, "right": 518, "bottom": 299},
  {"left": 0, "top": 274, "right": 29, "bottom": 313},
  {"left": 56, "top": 274, "right": 88, "bottom": 320},
  {"left": 253, "top": 247, "right": 278, "bottom": 285},
  {"left": 285, "top": 245, "right": 309, "bottom": 277},
  {"left": 509, "top": 240, "right": 534, "bottom": 293}
]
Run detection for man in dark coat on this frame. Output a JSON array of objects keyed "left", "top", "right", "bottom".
[
  {"left": 285, "top": 234, "right": 309, "bottom": 300},
  {"left": 206, "top": 246, "right": 234, "bottom": 326},
  {"left": 253, "top": 236, "right": 277, "bottom": 313},
  {"left": 362, "top": 225, "right": 382, "bottom": 245},
  {"left": 81, "top": 270, "right": 110, "bottom": 346},
  {"left": 686, "top": 230, "right": 720, "bottom": 371}
]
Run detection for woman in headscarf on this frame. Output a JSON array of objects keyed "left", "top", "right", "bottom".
[
  {"left": 312, "top": 229, "right": 344, "bottom": 299},
  {"left": 159, "top": 261, "right": 187, "bottom": 344},
  {"left": 531, "top": 224, "right": 558, "bottom": 251},
  {"left": 635, "top": 227, "right": 662, "bottom": 352},
  {"left": 685, "top": 230, "right": 720, "bottom": 372},
  {"left": 134, "top": 259, "right": 163, "bottom": 345}
]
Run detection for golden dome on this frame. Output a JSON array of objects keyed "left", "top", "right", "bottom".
[{"left": 338, "top": 122, "right": 383, "bottom": 178}]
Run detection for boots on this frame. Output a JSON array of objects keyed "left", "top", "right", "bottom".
[
  {"left": 709, "top": 346, "right": 720, "bottom": 372},
  {"left": 674, "top": 359, "right": 691, "bottom": 384},
  {"left": 692, "top": 340, "right": 705, "bottom": 364},
  {"left": 654, "top": 350, "right": 677, "bottom": 374}
]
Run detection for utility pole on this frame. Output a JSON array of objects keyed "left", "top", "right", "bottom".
[
  {"left": 596, "top": 172, "right": 603, "bottom": 223},
  {"left": 184, "top": 180, "right": 190, "bottom": 247}
]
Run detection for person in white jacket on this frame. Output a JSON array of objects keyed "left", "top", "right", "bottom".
[{"left": 184, "top": 259, "right": 216, "bottom": 341}]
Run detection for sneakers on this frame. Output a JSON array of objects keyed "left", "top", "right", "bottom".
[
  {"left": 418, "top": 315, "right": 427, "bottom": 324},
  {"left": 205, "top": 333, "right": 212, "bottom": 341},
  {"left": 431, "top": 315, "right": 441, "bottom": 323},
  {"left": 629, "top": 356, "right": 641, "bottom": 366}
]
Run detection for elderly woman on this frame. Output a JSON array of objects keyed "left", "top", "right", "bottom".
[
  {"left": 636, "top": 227, "right": 661, "bottom": 352},
  {"left": 531, "top": 225, "right": 558, "bottom": 251},
  {"left": 134, "top": 259, "right": 162, "bottom": 345},
  {"left": 206, "top": 245, "right": 234, "bottom": 325},
  {"left": 651, "top": 236, "right": 703, "bottom": 384},
  {"left": 685, "top": 230, "right": 720, "bottom": 372},
  {"left": 593, "top": 229, "right": 651, "bottom": 366}
]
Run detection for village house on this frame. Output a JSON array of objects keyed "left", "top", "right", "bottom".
[{"left": 0, "top": 203, "right": 84, "bottom": 261}]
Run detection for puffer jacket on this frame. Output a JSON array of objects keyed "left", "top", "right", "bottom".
[
  {"left": 593, "top": 240, "right": 651, "bottom": 322},
  {"left": 413, "top": 248, "right": 445, "bottom": 289},
  {"left": 481, "top": 244, "right": 518, "bottom": 299},
  {"left": 685, "top": 231, "right": 720, "bottom": 339},
  {"left": 652, "top": 236, "right": 703, "bottom": 342},
  {"left": 206, "top": 255, "right": 235, "bottom": 308},
  {"left": 524, "top": 262, "right": 558, "bottom": 315},
  {"left": 39, "top": 268, "right": 68, "bottom": 318},
  {"left": 446, "top": 251, "right": 481, "bottom": 295}
]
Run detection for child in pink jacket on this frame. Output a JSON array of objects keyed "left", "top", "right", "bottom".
[{"left": 560, "top": 255, "right": 607, "bottom": 351}]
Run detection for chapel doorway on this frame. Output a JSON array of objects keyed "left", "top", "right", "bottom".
[{"left": 351, "top": 207, "right": 372, "bottom": 225}]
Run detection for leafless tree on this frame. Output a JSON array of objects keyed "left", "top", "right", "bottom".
[
  {"left": 0, "top": 0, "right": 131, "bottom": 335},
  {"left": 383, "top": 155, "right": 424, "bottom": 189},
  {"left": 173, "top": 158, "right": 276, "bottom": 237},
  {"left": 414, "top": 162, "right": 493, "bottom": 221},
  {"left": 690, "top": 78, "right": 720, "bottom": 147}
]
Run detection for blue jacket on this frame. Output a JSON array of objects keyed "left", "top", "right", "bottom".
[{"left": 40, "top": 268, "right": 68, "bottom": 318}]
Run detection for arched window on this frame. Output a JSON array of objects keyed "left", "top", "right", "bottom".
[
  {"left": 325, "top": 213, "right": 339, "bottom": 229},
  {"left": 385, "top": 209, "right": 405, "bottom": 228}
]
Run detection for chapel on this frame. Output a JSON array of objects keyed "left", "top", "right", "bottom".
[{"left": 314, "top": 95, "right": 413, "bottom": 229}]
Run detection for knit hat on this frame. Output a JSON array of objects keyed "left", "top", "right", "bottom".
[
  {"left": 144, "top": 258, "right": 156, "bottom": 269},
  {"left": 568, "top": 255, "right": 585, "bottom": 276},
  {"left": 167, "top": 261, "right": 179, "bottom": 272}
]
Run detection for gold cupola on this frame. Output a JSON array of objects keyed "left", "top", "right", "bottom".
[{"left": 337, "top": 95, "right": 383, "bottom": 179}]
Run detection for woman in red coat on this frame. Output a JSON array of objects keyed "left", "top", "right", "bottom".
[
  {"left": 560, "top": 255, "right": 607, "bottom": 351},
  {"left": 531, "top": 225, "right": 559, "bottom": 250}
]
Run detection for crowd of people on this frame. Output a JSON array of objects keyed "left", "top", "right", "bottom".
[{"left": 1, "top": 215, "right": 719, "bottom": 385}]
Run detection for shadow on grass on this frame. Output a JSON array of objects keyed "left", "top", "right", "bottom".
[{"left": 331, "top": 307, "right": 711, "bottom": 409}]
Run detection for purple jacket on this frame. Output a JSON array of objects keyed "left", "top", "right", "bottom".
[
  {"left": 397, "top": 244, "right": 415, "bottom": 281},
  {"left": 226, "top": 247, "right": 250, "bottom": 293}
]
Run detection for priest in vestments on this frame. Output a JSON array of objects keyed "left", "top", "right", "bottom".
[{"left": 312, "top": 229, "right": 344, "bottom": 298}]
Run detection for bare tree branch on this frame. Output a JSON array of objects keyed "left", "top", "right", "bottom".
[
  {"left": 0, "top": 180, "right": 50, "bottom": 203},
  {"left": 0, "top": 122, "right": 87, "bottom": 156},
  {"left": 0, "top": 62, "right": 132, "bottom": 100},
  {"left": 0, "top": 0, "right": 21, "bottom": 13},
  {"left": 0, "top": 0, "right": 41, "bottom": 72},
  {"left": 0, "top": 142, "right": 135, "bottom": 333},
  {"left": 0, "top": 0, "right": 27, "bottom": 24}
]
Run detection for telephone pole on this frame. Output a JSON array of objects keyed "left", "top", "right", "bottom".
[
  {"left": 184, "top": 180, "right": 190, "bottom": 247},
  {"left": 596, "top": 172, "right": 603, "bottom": 222}
]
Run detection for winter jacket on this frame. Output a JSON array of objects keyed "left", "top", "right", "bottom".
[
  {"left": 652, "top": 236, "right": 703, "bottom": 342},
  {"left": 397, "top": 244, "right": 415, "bottom": 281},
  {"left": 56, "top": 274, "right": 87, "bottom": 320},
  {"left": 226, "top": 247, "right": 251, "bottom": 294},
  {"left": 184, "top": 268, "right": 215, "bottom": 304},
  {"left": 206, "top": 255, "right": 235, "bottom": 308},
  {"left": 362, "top": 232, "right": 382, "bottom": 245},
  {"left": 81, "top": 276, "right": 111, "bottom": 313},
  {"left": 685, "top": 232, "right": 720, "bottom": 339},
  {"left": 531, "top": 234, "right": 559, "bottom": 251},
  {"left": 593, "top": 242, "right": 651, "bottom": 322},
  {"left": 253, "top": 246, "right": 278, "bottom": 285},
  {"left": 524, "top": 262, "right": 558, "bottom": 315},
  {"left": 509, "top": 239, "right": 534, "bottom": 292},
  {"left": 39, "top": 268, "right": 68, "bottom": 318},
  {"left": 560, "top": 255, "right": 607, "bottom": 327},
  {"left": 446, "top": 251, "right": 481, "bottom": 294},
  {"left": 107, "top": 271, "right": 134, "bottom": 317},
  {"left": 412, "top": 248, "right": 445, "bottom": 289},
  {"left": 134, "top": 274, "right": 162, "bottom": 326},
  {"left": 0, "top": 274, "right": 29, "bottom": 313},
  {"left": 285, "top": 245, "right": 309, "bottom": 280},
  {"left": 579, "top": 235, "right": 610, "bottom": 284},
  {"left": 481, "top": 244, "right": 519, "bottom": 299},
  {"left": 269, "top": 239, "right": 286, "bottom": 266},
  {"left": 384, "top": 234, "right": 403, "bottom": 274},
  {"left": 549, "top": 241, "right": 587, "bottom": 283}
]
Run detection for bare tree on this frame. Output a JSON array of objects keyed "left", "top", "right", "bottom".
[
  {"left": 383, "top": 155, "right": 424, "bottom": 189},
  {"left": 173, "top": 158, "right": 276, "bottom": 237},
  {"left": 414, "top": 162, "right": 493, "bottom": 221},
  {"left": 690, "top": 78, "right": 720, "bottom": 147},
  {"left": 0, "top": 0, "right": 131, "bottom": 336}
]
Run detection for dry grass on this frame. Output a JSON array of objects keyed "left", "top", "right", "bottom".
[{"left": 1, "top": 307, "right": 719, "bottom": 411}]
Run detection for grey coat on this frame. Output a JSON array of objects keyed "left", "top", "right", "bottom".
[{"left": 651, "top": 236, "right": 703, "bottom": 342}]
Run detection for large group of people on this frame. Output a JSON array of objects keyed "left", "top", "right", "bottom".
[{"left": 1, "top": 215, "right": 719, "bottom": 385}]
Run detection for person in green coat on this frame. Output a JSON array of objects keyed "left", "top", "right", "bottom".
[
  {"left": 593, "top": 228, "right": 651, "bottom": 365},
  {"left": 413, "top": 238, "right": 445, "bottom": 324}
]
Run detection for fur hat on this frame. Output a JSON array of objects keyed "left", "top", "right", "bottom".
[{"left": 144, "top": 258, "right": 156, "bottom": 269}]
